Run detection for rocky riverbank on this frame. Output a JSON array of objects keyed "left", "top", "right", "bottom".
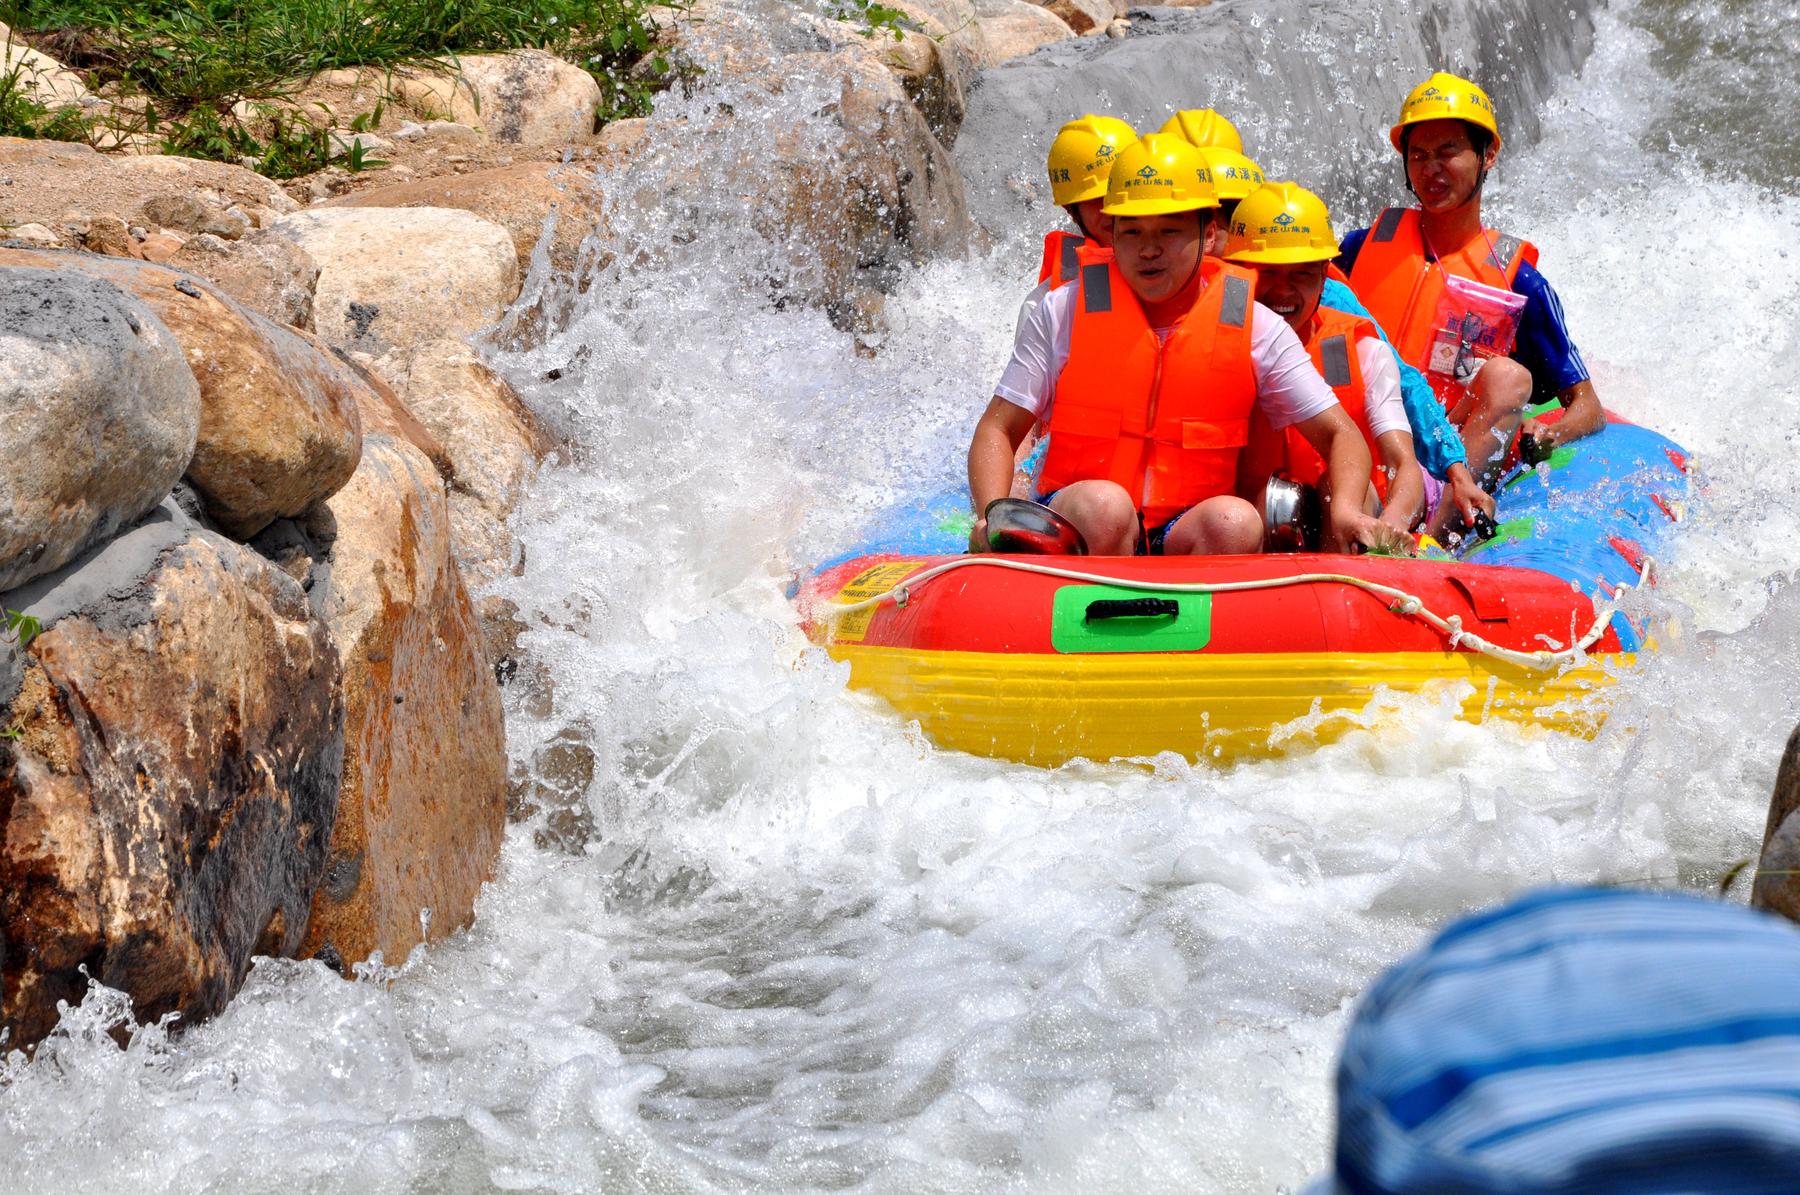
[{"left": 0, "top": 0, "right": 1009, "bottom": 1050}]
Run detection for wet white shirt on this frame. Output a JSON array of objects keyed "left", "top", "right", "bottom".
[
  {"left": 994, "top": 280, "right": 1342, "bottom": 430},
  {"left": 1357, "top": 336, "right": 1411, "bottom": 441}
]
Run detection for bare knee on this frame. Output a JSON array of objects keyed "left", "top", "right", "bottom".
[
  {"left": 1475, "top": 358, "right": 1532, "bottom": 416},
  {"left": 1051, "top": 482, "right": 1138, "bottom": 554},
  {"left": 1164, "top": 496, "right": 1264, "bottom": 556}
]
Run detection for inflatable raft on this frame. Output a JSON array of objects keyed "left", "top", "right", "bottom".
[{"left": 797, "top": 411, "right": 1688, "bottom": 766}]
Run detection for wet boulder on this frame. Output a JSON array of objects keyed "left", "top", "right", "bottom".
[
  {"left": 0, "top": 267, "right": 199, "bottom": 592},
  {"left": 1752, "top": 723, "right": 1800, "bottom": 923},
  {"left": 0, "top": 249, "right": 364, "bottom": 542},
  {"left": 641, "top": 0, "right": 978, "bottom": 319},
  {"left": 289, "top": 427, "right": 508, "bottom": 972},
  {"left": 0, "top": 501, "right": 343, "bottom": 1050},
  {"left": 387, "top": 339, "right": 552, "bottom": 588}
]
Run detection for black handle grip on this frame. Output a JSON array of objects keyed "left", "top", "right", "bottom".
[
  {"left": 1518, "top": 429, "right": 1551, "bottom": 466},
  {"left": 1471, "top": 511, "right": 1500, "bottom": 542},
  {"left": 1084, "top": 597, "right": 1179, "bottom": 622}
]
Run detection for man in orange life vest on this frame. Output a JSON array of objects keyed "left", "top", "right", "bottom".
[
  {"left": 968, "top": 136, "right": 1381, "bottom": 556},
  {"left": 1340, "top": 72, "right": 1604, "bottom": 480},
  {"left": 1227, "top": 182, "right": 1428, "bottom": 536}
]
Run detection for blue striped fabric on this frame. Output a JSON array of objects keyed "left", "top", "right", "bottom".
[{"left": 1325, "top": 887, "right": 1800, "bottom": 1194}]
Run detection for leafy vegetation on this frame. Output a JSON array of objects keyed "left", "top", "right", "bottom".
[
  {"left": 0, "top": 0, "right": 673, "bottom": 173},
  {"left": 2, "top": 608, "right": 40, "bottom": 649},
  {"left": 0, "top": 33, "right": 94, "bottom": 138},
  {"left": 826, "top": 0, "right": 918, "bottom": 41}
]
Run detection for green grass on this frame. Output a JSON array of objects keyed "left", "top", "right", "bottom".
[{"left": 0, "top": 0, "right": 672, "bottom": 174}]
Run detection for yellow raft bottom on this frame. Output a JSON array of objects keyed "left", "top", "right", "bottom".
[{"left": 826, "top": 644, "right": 1629, "bottom": 767}]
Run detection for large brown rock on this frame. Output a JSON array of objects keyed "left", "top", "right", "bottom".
[
  {"left": 385, "top": 339, "right": 551, "bottom": 581},
  {"left": 166, "top": 228, "right": 321, "bottom": 329},
  {"left": 0, "top": 248, "right": 363, "bottom": 541},
  {"left": 0, "top": 266, "right": 199, "bottom": 592},
  {"left": 975, "top": 0, "right": 1076, "bottom": 63},
  {"left": 0, "top": 138, "right": 296, "bottom": 240},
  {"left": 1753, "top": 723, "right": 1800, "bottom": 923},
  {"left": 390, "top": 50, "right": 602, "bottom": 144},
  {"left": 267, "top": 206, "right": 521, "bottom": 360},
  {"left": 328, "top": 161, "right": 606, "bottom": 284},
  {"left": 0, "top": 503, "right": 343, "bottom": 1049},
  {"left": 294, "top": 431, "right": 507, "bottom": 971},
  {"left": 879, "top": 0, "right": 984, "bottom": 146},
  {"left": 1045, "top": 0, "right": 1112, "bottom": 34}
]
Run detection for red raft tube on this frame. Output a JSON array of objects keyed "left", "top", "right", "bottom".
[{"left": 796, "top": 415, "right": 1686, "bottom": 767}]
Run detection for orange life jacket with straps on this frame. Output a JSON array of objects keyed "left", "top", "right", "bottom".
[
  {"left": 1347, "top": 206, "right": 1538, "bottom": 404},
  {"left": 1280, "top": 307, "right": 1388, "bottom": 500},
  {"left": 1041, "top": 256, "right": 1259, "bottom": 528},
  {"left": 1038, "top": 229, "right": 1113, "bottom": 291}
]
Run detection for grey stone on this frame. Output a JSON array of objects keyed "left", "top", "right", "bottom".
[{"left": 0, "top": 268, "right": 200, "bottom": 592}]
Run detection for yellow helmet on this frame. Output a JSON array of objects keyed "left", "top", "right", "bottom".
[
  {"left": 1157, "top": 108, "right": 1243, "bottom": 154},
  {"left": 1046, "top": 115, "right": 1139, "bottom": 206},
  {"left": 1102, "top": 134, "right": 1220, "bottom": 217},
  {"left": 1390, "top": 70, "right": 1502, "bottom": 153},
  {"left": 1196, "top": 147, "right": 1266, "bottom": 203},
  {"left": 1224, "top": 181, "right": 1340, "bottom": 265}
]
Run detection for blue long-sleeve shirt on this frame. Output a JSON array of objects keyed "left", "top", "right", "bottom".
[{"left": 1319, "top": 278, "right": 1467, "bottom": 480}]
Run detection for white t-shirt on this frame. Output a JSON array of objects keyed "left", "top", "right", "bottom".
[
  {"left": 994, "top": 280, "right": 1342, "bottom": 430},
  {"left": 1356, "top": 335, "right": 1410, "bottom": 441},
  {"left": 1013, "top": 278, "right": 1052, "bottom": 345}
]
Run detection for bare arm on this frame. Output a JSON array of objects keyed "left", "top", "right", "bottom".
[
  {"left": 1525, "top": 379, "right": 1604, "bottom": 448},
  {"left": 1374, "top": 430, "right": 1425, "bottom": 533},
  {"left": 967, "top": 398, "right": 1039, "bottom": 552},
  {"left": 1292, "top": 405, "right": 1381, "bottom": 553}
]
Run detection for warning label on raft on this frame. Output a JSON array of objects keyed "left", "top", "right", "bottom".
[{"left": 831, "top": 561, "right": 925, "bottom": 643}]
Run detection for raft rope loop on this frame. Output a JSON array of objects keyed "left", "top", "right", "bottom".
[{"left": 816, "top": 556, "right": 1656, "bottom": 672}]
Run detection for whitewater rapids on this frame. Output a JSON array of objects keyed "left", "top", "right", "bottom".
[{"left": 3, "top": 0, "right": 1798, "bottom": 1190}]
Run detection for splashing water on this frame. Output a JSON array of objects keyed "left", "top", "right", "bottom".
[{"left": 4, "top": 0, "right": 1800, "bottom": 1190}]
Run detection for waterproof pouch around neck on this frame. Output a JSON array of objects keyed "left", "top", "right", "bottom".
[{"left": 1425, "top": 272, "right": 1528, "bottom": 390}]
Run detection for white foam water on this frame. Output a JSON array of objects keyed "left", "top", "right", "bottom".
[{"left": 4, "top": 1, "right": 1800, "bottom": 1190}]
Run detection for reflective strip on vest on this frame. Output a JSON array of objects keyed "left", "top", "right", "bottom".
[
  {"left": 1320, "top": 334, "right": 1352, "bottom": 387},
  {"left": 1220, "top": 274, "right": 1250, "bottom": 329},
  {"left": 1372, "top": 207, "right": 1406, "bottom": 243},
  {"left": 1082, "top": 262, "right": 1112, "bottom": 313},
  {"left": 1060, "top": 235, "right": 1085, "bottom": 282}
]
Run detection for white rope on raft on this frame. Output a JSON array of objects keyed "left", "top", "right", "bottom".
[{"left": 813, "top": 555, "right": 1656, "bottom": 672}]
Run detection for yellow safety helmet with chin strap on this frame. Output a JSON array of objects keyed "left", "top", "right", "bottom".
[
  {"left": 1223, "top": 181, "right": 1340, "bottom": 265},
  {"left": 1195, "top": 147, "right": 1266, "bottom": 202},
  {"left": 1157, "top": 108, "right": 1243, "bottom": 154},
  {"left": 1390, "top": 70, "right": 1502, "bottom": 153},
  {"left": 1047, "top": 114, "right": 1140, "bottom": 206},
  {"left": 1102, "top": 134, "right": 1220, "bottom": 217}
]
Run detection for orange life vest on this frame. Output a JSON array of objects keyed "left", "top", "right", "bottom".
[
  {"left": 1038, "top": 229, "right": 1113, "bottom": 291},
  {"left": 1280, "top": 307, "right": 1388, "bottom": 500},
  {"left": 1041, "top": 256, "right": 1259, "bottom": 528},
  {"left": 1346, "top": 206, "right": 1537, "bottom": 400}
]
